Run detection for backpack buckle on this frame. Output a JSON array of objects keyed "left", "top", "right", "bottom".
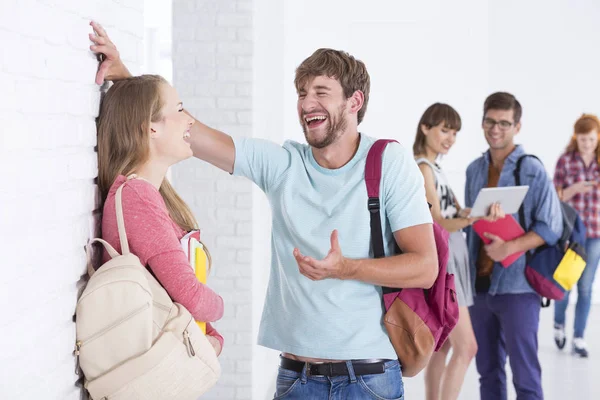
[{"left": 368, "top": 198, "right": 380, "bottom": 213}]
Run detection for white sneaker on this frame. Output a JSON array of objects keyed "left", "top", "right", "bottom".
[
  {"left": 554, "top": 324, "right": 566, "bottom": 350},
  {"left": 573, "top": 338, "right": 589, "bottom": 358}
]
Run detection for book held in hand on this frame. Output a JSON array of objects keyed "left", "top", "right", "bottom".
[
  {"left": 472, "top": 215, "right": 525, "bottom": 267},
  {"left": 180, "top": 230, "right": 210, "bottom": 334}
]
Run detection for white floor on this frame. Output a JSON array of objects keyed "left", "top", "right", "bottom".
[{"left": 403, "top": 303, "right": 599, "bottom": 399}]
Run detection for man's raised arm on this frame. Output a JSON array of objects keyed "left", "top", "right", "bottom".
[{"left": 90, "top": 21, "right": 236, "bottom": 173}]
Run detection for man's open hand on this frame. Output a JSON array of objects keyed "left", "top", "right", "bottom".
[{"left": 293, "top": 230, "right": 354, "bottom": 281}]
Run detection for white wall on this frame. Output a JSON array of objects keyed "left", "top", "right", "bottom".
[
  {"left": 0, "top": 1, "right": 143, "bottom": 399},
  {"left": 143, "top": 0, "right": 173, "bottom": 82},
  {"left": 252, "top": 0, "right": 285, "bottom": 398},
  {"left": 487, "top": 0, "right": 600, "bottom": 172},
  {"left": 171, "top": 1, "right": 254, "bottom": 399},
  {"left": 252, "top": 0, "right": 600, "bottom": 398}
]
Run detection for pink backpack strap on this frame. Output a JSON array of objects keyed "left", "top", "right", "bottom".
[
  {"left": 365, "top": 139, "right": 398, "bottom": 260},
  {"left": 365, "top": 139, "right": 398, "bottom": 199},
  {"left": 366, "top": 140, "right": 458, "bottom": 353}
]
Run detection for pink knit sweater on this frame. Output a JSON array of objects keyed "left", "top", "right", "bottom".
[{"left": 102, "top": 175, "right": 224, "bottom": 347}]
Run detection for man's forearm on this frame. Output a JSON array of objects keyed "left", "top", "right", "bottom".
[
  {"left": 107, "top": 61, "right": 132, "bottom": 81},
  {"left": 345, "top": 252, "right": 438, "bottom": 289},
  {"left": 507, "top": 231, "right": 545, "bottom": 254},
  {"left": 104, "top": 50, "right": 236, "bottom": 173},
  {"left": 186, "top": 113, "right": 236, "bottom": 173},
  {"left": 437, "top": 217, "right": 470, "bottom": 233}
]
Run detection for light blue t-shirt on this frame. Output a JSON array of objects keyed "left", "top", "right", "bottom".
[{"left": 233, "top": 134, "right": 432, "bottom": 359}]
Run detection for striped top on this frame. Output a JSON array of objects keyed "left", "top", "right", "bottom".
[{"left": 416, "top": 158, "right": 458, "bottom": 219}]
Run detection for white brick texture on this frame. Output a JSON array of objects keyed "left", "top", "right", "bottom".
[
  {"left": 172, "top": 0, "right": 253, "bottom": 398},
  {"left": 0, "top": 1, "right": 143, "bottom": 398}
]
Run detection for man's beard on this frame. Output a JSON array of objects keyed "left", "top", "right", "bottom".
[{"left": 301, "top": 104, "right": 347, "bottom": 149}]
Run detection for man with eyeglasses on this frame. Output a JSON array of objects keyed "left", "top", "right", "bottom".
[{"left": 464, "top": 92, "right": 562, "bottom": 399}]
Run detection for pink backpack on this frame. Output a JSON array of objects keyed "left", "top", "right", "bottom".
[{"left": 365, "top": 139, "right": 459, "bottom": 377}]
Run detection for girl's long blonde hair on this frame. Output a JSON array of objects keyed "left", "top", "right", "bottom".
[
  {"left": 96, "top": 75, "right": 198, "bottom": 232},
  {"left": 565, "top": 113, "right": 600, "bottom": 165}
]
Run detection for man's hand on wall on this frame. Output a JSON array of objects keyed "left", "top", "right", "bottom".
[{"left": 89, "top": 21, "right": 131, "bottom": 84}]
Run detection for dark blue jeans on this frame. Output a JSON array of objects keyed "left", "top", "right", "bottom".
[
  {"left": 469, "top": 293, "right": 542, "bottom": 400},
  {"left": 273, "top": 360, "right": 404, "bottom": 399}
]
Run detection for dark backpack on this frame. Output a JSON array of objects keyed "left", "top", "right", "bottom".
[
  {"left": 365, "top": 139, "right": 459, "bottom": 377},
  {"left": 514, "top": 154, "right": 587, "bottom": 306}
]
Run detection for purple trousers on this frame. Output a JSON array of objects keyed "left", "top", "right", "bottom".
[{"left": 469, "top": 292, "right": 543, "bottom": 400}]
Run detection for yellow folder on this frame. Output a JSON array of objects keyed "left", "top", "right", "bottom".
[
  {"left": 181, "top": 231, "right": 211, "bottom": 335},
  {"left": 194, "top": 243, "right": 209, "bottom": 334}
]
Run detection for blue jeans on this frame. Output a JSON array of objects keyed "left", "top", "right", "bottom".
[
  {"left": 554, "top": 237, "right": 600, "bottom": 338},
  {"left": 273, "top": 360, "right": 404, "bottom": 400}
]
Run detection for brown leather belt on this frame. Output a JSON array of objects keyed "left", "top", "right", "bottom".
[{"left": 279, "top": 356, "right": 392, "bottom": 377}]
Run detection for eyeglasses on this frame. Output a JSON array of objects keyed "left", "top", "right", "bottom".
[{"left": 483, "top": 118, "right": 514, "bottom": 131}]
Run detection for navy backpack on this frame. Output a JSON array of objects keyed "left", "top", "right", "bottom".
[{"left": 514, "top": 154, "right": 587, "bottom": 306}]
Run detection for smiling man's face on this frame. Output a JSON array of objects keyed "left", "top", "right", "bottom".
[{"left": 297, "top": 75, "right": 350, "bottom": 149}]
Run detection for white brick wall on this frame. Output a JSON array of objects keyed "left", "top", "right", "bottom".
[
  {"left": 172, "top": 0, "right": 253, "bottom": 398},
  {"left": 0, "top": 1, "right": 143, "bottom": 398}
]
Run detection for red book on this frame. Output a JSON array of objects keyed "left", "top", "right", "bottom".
[{"left": 472, "top": 215, "right": 526, "bottom": 267}]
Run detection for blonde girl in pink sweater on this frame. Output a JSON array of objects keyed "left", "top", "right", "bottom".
[{"left": 96, "top": 75, "right": 224, "bottom": 355}]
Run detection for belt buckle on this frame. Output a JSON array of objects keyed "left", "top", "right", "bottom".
[{"left": 304, "top": 361, "right": 311, "bottom": 377}]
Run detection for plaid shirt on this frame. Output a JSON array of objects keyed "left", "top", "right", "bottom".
[{"left": 554, "top": 151, "right": 600, "bottom": 238}]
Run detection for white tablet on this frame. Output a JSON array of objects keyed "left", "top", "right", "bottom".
[{"left": 470, "top": 186, "right": 529, "bottom": 218}]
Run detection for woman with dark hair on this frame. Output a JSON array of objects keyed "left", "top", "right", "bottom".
[{"left": 414, "top": 103, "right": 478, "bottom": 400}]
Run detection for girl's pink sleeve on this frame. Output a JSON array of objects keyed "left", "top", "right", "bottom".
[{"left": 120, "top": 182, "right": 224, "bottom": 322}]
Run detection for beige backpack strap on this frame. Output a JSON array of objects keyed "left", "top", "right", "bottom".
[
  {"left": 85, "top": 242, "right": 96, "bottom": 278},
  {"left": 115, "top": 183, "right": 130, "bottom": 255},
  {"left": 84, "top": 182, "right": 131, "bottom": 277},
  {"left": 86, "top": 239, "right": 120, "bottom": 277},
  {"left": 90, "top": 238, "right": 120, "bottom": 258}
]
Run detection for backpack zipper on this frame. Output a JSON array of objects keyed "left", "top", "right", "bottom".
[
  {"left": 74, "top": 341, "right": 82, "bottom": 374},
  {"left": 183, "top": 329, "right": 196, "bottom": 357},
  {"left": 182, "top": 318, "right": 197, "bottom": 357},
  {"left": 75, "top": 303, "right": 150, "bottom": 353}
]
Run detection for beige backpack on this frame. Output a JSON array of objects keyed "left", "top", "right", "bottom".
[{"left": 75, "top": 182, "right": 220, "bottom": 400}]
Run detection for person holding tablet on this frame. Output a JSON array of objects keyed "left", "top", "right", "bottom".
[
  {"left": 413, "top": 103, "right": 479, "bottom": 400},
  {"left": 469, "top": 185, "right": 529, "bottom": 218},
  {"left": 464, "top": 92, "right": 563, "bottom": 400},
  {"left": 553, "top": 113, "right": 600, "bottom": 358}
]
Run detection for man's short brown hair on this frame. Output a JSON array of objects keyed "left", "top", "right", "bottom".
[
  {"left": 483, "top": 92, "right": 522, "bottom": 124},
  {"left": 294, "top": 48, "right": 371, "bottom": 125}
]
